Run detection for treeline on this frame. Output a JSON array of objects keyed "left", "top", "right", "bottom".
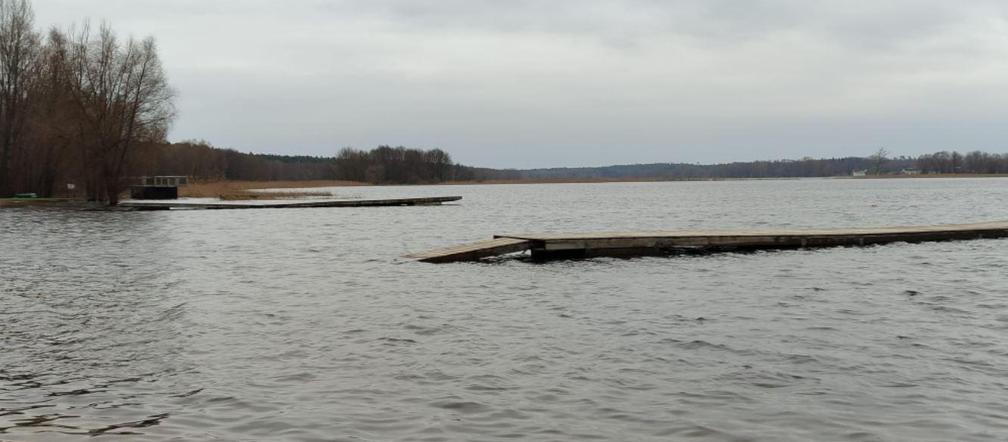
[
  {"left": 0, "top": 0, "right": 173, "bottom": 204},
  {"left": 460, "top": 151, "right": 1008, "bottom": 181},
  {"left": 133, "top": 145, "right": 1008, "bottom": 185},
  {"left": 916, "top": 151, "right": 1008, "bottom": 174},
  {"left": 464, "top": 157, "right": 914, "bottom": 181},
  {"left": 333, "top": 146, "right": 457, "bottom": 184},
  {"left": 135, "top": 141, "right": 336, "bottom": 182},
  {"left": 134, "top": 141, "right": 462, "bottom": 185}
]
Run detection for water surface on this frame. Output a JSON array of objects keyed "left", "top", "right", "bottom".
[{"left": 3, "top": 178, "right": 1008, "bottom": 441}]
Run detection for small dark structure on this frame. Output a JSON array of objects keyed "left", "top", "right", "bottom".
[{"left": 130, "top": 176, "right": 188, "bottom": 200}]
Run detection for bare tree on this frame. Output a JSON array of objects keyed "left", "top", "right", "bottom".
[
  {"left": 62, "top": 22, "right": 173, "bottom": 204},
  {"left": 870, "top": 147, "right": 889, "bottom": 175},
  {"left": 0, "top": 0, "right": 39, "bottom": 196}
]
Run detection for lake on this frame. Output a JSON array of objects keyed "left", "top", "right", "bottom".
[{"left": 2, "top": 178, "right": 1008, "bottom": 441}]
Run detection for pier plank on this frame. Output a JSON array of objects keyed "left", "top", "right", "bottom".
[
  {"left": 120, "top": 196, "right": 462, "bottom": 210},
  {"left": 411, "top": 221, "right": 1008, "bottom": 263},
  {"left": 406, "top": 238, "right": 533, "bottom": 263}
]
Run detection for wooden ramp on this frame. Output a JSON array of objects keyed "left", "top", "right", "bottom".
[
  {"left": 406, "top": 238, "right": 533, "bottom": 263},
  {"left": 409, "top": 220, "right": 1008, "bottom": 263},
  {"left": 121, "top": 196, "right": 462, "bottom": 210}
]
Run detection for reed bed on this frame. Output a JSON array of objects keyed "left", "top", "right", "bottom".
[{"left": 180, "top": 180, "right": 367, "bottom": 200}]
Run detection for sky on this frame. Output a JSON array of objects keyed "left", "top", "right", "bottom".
[{"left": 31, "top": 0, "right": 1008, "bottom": 168}]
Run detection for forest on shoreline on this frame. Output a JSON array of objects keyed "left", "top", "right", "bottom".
[
  {"left": 10, "top": 132, "right": 1008, "bottom": 199},
  {"left": 2, "top": 0, "right": 1007, "bottom": 202},
  {"left": 0, "top": 0, "right": 173, "bottom": 204},
  {"left": 132, "top": 141, "right": 1008, "bottom": 187}
]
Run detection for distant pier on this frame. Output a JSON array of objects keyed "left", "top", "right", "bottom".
[
  {"left": 121, "top": 196, "right": 462, "bottom": 210},
  {"left": 408, "top": 221, "right": 1008, "bottom": 263}
]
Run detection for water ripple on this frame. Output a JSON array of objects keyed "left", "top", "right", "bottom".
[{"left": 3, "top": 179, "right": 1008, "bottom": 440}]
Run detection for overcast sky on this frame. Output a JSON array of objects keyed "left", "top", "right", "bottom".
[{"left": 32, "top": 0, "right": 1008, "bottom": 168}]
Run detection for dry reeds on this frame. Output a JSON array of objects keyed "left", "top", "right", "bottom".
[{"left": 180, "top": 180, "right": 368, "bottom": 200}]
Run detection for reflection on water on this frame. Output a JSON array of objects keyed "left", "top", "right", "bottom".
[{"left": 2, "top": 178, "right": 1008, "bottom": 441}]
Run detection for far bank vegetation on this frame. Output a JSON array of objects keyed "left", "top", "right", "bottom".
[
  {"left": 2, "top": 0, "right": 1006, "bottom": 203},
  {"left": 148, "top": 144, "right": 1008, "bottom": 187},
  {"left": 0, "top": 0, "right": 173, "bottom": 205}
]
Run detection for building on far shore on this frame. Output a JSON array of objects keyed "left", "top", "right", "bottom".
[
  {"left": 852, "top": 170, "right": 868, "bottom": 177},
  {"left": 130, "top": 176, "right": 189, "bottom": 200},
  {"left": 139, "top": 176, "right": 189, "bottom": 187}
]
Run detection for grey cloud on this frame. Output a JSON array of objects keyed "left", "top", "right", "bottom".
[{"left": 30, "top": 0, "right": 1008, "bottom": 167}]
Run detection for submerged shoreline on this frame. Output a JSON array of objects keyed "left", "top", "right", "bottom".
[{"left": 3, "top": 173, "right": 1006, "bottom": 209}]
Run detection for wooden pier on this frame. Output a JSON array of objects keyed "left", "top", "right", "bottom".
[
  {"left": 407, "top": 220, "right": 1008, "bottom": 263},
  {"left": 121, "top": 196, "right": 461, "bottom": 210}
]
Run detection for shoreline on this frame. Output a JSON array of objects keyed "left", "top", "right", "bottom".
[
  {"left": 233, "top": 173, "right": 1008, "bottom": 189},
  {"left": 3, "top": 174, "right": 1005, "bottom": 208},
  {"left": 0, "top": 198, "right": 75, "bottom": 208},
  {"left": 847, "top": 173, "right": 1008, "bottom": 179}
]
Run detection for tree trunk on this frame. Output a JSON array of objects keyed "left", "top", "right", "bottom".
[
  {"left": 0, "top": 144, "right": 8, "bottom": 196},
  {"left": 104, "top": 168, "right": 120, "bottom": 206}
]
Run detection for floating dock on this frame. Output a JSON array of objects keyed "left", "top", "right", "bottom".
[
  {"left": 121, "top": 196, "right": 462, "bottom": 210},
  {"left": 407, "top": 221, "right": 1008, "bottom": 263}
]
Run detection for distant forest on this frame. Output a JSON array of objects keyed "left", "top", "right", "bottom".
[
  {"left": 123, "top": 141, "right": 1008, "bottom": 187},
  {"left": 133, "top": 142, "right": 466, "bottom": 185},
  {"left": 475, "top": 150, "right": 1008, "bottom": 181},
  {"left": 11, "top": 135, "right": 1008, "bottom": 198}
]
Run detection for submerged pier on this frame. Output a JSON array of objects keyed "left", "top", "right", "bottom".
[
  {"left": 408, "top": 221, "right": 1008, "bottom": 263},
  {"left": 121, "top": 196, "right": 462, "bottom": 210}
]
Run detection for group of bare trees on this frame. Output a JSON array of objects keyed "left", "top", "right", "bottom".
[
  {"left": 137, "top": 140, "right": 338, "bottom": 182},
  {"left": 0, "top": 0, "right": 173, "bottom": 204},
  {"left": 134, "top": 141, "right": 459, "bottom": 184},
  {"left": 916, "top": 151, "right": 1008, "bottom": 174},
  {"left": 335, "top": 146, "right": 455, "bottom": 184}
]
